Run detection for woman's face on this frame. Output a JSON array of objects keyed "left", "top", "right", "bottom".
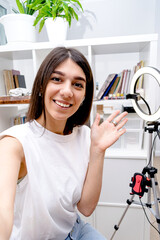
[{"left": 42, "top": 58, "right": 86, "bottom": 133}]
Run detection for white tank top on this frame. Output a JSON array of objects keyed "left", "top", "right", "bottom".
[{"left": 0, "top": 121, "right": 90, "bottom": 240}]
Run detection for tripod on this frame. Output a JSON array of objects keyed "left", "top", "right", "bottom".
[{"left": 110, "top": 121, "right": 160, "bottom": 240}]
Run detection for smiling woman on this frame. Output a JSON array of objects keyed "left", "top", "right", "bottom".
[
  {"left": 38, "top": 58, "right": 87, "bottom": 134},
  {"left": 0, "top": 46, "right": 128, "bottom": 240}
]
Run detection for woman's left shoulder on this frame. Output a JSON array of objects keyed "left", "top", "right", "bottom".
[{"left": 77, "top": 125, "right": 91, "bottom": 137}]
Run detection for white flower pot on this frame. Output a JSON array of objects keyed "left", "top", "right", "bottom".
[
  {"left": 0, "top": 14, "right": 36, "bottom": 44},
  {"left": 45, "top": 17, "right": 68, "bottom": 43}
]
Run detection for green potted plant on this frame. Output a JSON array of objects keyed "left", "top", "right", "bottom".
[
  {"left": 0, "top": 0, "right": 37, "bottom": 44},
  {"left": 27, "top": 0, "right": 83, "bottom": 42},
  {"left": 12, "top": 0, "right": 36, "bottom": 15}
]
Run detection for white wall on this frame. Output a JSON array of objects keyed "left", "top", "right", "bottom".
[
  {"left": 7, "top": 0, "right": 157, "bottom": 40},
  {"left": 5, "top": 0, "right": 16, "bottom": 10},
  {"left": 67, "top": 0, "right": 157, "bottom": 39}
]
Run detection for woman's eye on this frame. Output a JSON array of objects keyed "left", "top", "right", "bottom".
[
  {"left": 74, "top": 82, "right": 84, "bottom": 88},
  {"left": 51, "top": 77, "right": 61, "bottom": 82}
]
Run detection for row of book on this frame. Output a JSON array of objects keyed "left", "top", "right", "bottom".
[
  {"left": 3, "top": 69, "right": 26, "bottom": 95},
  {"left": 96, "top": 60, "right": 144, "bottom": 100},
  {"left": 11, "top": 115, "right": 27, "bottom": 126}
]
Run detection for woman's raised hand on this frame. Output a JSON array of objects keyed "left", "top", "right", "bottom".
[{"left": 91, "top": 110, "right": 128, "bottom": 154}]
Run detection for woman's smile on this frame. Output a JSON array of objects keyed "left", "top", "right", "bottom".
[{"left": 53, "top": 99, "right": 73, "bottom": 108}]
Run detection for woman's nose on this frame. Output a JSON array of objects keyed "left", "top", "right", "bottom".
[{"left": 60, "top": 81, "right": 73, "bottom": 98}]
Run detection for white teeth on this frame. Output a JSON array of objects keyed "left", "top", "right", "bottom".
[{"left": 55, "top": 100, "right": 70, "bottom": 108}]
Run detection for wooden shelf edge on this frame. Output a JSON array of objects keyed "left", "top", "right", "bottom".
[{"left": 0, "top": 96, "right": 30, "bottom": 104}]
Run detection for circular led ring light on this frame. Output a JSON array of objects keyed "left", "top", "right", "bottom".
[{"left": 130, "top": 66, "right": 160, "bottom": 121}]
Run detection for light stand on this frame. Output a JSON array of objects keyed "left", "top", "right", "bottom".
[{"left": 110, "top": 67, "right": 160, "bottom": 240}]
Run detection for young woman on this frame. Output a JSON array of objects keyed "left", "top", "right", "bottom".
[{"left": 0, "top": 47, "right": 128, "bottom": 240}]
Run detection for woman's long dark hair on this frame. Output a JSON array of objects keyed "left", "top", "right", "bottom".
[{"left": 27, "top": 47, "right": 94, "bottom": 134}]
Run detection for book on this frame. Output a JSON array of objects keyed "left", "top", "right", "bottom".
[
  {"left": 114, "top": 72, "right": 124, "bottom": 95},
  {"left": 100, "top": 74, "right": 118, "bottom": 99},
  {"left": 126, "top": 67, "right": 135, "bottom": 94},
  {"left": 96, "top": 73, "right": 117, "bottom": 100},
  {"left": 108, "top": 75, "right": 120, "bottom": 95},
  {"left": 120, "top": 70, "right": 128, "bottom": 94},
  {"left": 12, "top": 69, "right": 20, "bottom": 76},
  {"left": 15, "top": 75, "right": 26, "bottom": 88},
  {"left": 8, "top": 70, "right": 15, "bottom": 89},
  {"left": 119, "top": 70, "right": 127, "bottom": 94},
  {"left": 136, "top": 60, "right": 144, "bottom": 90},
  {"left": 3, "top": 70, "right": 12, "bottom": 95},
  {"left": 12, "top": 69, "right": 20, "bottom": 88},
  {"left": 14, "top": 75, "right": 20, "bottom": 88},
  {"left": 124, "top": 70, "right": 131, "bottom": 94}
]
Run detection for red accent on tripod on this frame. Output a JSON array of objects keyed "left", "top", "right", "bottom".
[{"left": 130, "top": 173, "right": 151, "bottom": 197}]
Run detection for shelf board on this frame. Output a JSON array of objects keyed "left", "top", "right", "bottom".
[
  {"left": 0, "top": 34, "right": 158, "bottom": 56},
  {"left": 93, "top": 99, "right": 132, "bottom": 105},
  {"left": 105, "top": 148, "right": 147, "bottom": 159},
  {"left": 0, "top": 96, "right": 30, "bottom": 105}
]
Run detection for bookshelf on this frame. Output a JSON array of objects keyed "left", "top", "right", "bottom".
[{"left": 0, "top": 34, "right": 158, "bottom": 239}]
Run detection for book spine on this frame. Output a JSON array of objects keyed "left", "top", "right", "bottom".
[{"left": 3, "top": 70, "right": 10, "bottom": 95}]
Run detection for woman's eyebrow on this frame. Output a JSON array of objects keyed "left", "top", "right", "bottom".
[
  {"left": 53, "top": 70, "right": 64, "bottom": 76},
  {"left": 53, "top": 70, "right": 86, "bottom": 82},
  {"left": 74, "top": 76, "right": 86, "bottom": 82}
]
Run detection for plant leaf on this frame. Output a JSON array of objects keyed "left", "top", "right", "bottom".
[
  {"left": 27, "top": 0, "right": 44, "bottom": 9},
  {"left": 71, "top": 0, "right": 83, "bottom": 11},
  {"left": 68, "top": 7, "right": 78, "bottom": 20},
  {"left": 39, "top": 18, "right": 45, "bottom": 32},
  {"left": 46, "top": 0, "right": 51, "bottom": 8},
  {"left": 67, "top": 13, "right": 72, "bottom": 26},
  {"left": 52, "top": 5, "right": 57, "bottom": 19},
  {"left": 40, "top": 5, "right": 52, "bottom": 17},
  {"left": 62, "top": 2, "right": 69, "bottom": 18},
  {"left": 72, "top": 8, "right": 78, "bottom": 20},
  {"left": 33, "top": 13, "right": 44, "bottom": 26},
  {"left": 16, "top": 0, "right": 25, "bottom": 13}
]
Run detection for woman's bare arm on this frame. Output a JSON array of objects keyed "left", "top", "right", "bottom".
[
  {"left": 77, "top": 110, "right": 128, "bottom": 216},
  {"left": 0, "top": 136, "right": 23, "bottom": 239}
]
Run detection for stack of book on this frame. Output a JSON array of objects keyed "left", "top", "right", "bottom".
[
  {"left": 3, "top": 69, "right": 26, "bottom": 95},
  {"left": 96, "top": 61, "right": 144, "bottom": 100}
]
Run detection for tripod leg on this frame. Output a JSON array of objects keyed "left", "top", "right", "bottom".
[
  {"left": 147, "top": 185, "right": 152, "bottom": 207},
  {"left": 110, "top": 195, "right": 134, "bottom": 240},
  {"left": 154, "top": 175, "right": 160, "bottom": 201},
  {"left": 151, "top": 177, "right": 160, "bottom": 234}
]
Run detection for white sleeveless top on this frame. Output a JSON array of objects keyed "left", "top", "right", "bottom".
[{"left": 0, "top": 121, "right": 91, "bottom": 240}]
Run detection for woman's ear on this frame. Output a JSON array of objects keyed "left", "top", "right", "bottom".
[
  {"left": 80, "top": 97, "right": 85, "bottom": 106},
  {"left": 39, "top": 87, "right": 42, "bottom": 97}
]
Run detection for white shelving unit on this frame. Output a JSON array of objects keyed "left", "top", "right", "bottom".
[{"left": 0, "top": 34, "right": 158, "bottom": 239}]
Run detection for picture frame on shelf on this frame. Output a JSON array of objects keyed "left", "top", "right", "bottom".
[
  {"left": 0, "top": 0, "right": 11, "bottom": 45},
  {"left": 0, "top": 4, "right": 7, "bottom": 45}
]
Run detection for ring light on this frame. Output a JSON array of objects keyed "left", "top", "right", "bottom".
[{"left": 130, "top": 66, "right": 160, "bottom": 121}]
